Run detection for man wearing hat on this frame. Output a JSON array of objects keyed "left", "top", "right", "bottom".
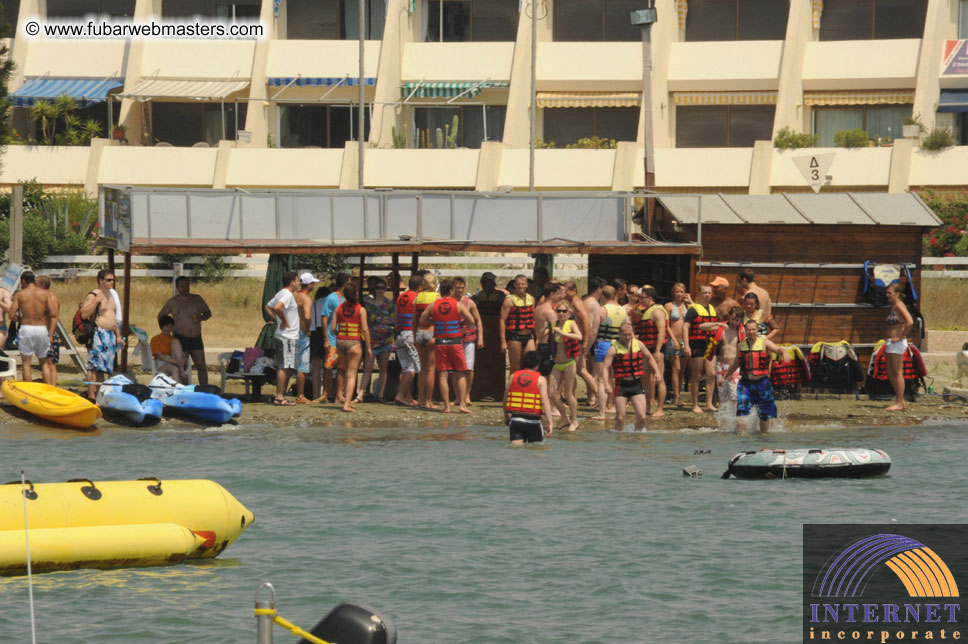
[
  {"left": 293, "top": 271, "right": 319, "bottom": 403},
  {"left": 709, "top": 276, "right": 739, "bottom": 323}
]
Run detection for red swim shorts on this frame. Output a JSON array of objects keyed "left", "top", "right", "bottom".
[{"left": 434, "top": 343, "right": 467, "bottom": 372}]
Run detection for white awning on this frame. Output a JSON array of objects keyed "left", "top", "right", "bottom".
[{"left": 119, "top": 78, "right": 250, "bottom": 101}]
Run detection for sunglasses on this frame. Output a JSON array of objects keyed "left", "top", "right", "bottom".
[
  {"left": 556, "top": 309, "right": 569, "bottom": 313},
  {"left": 103, "top": 278, "right": 115, "bottom": 282}
]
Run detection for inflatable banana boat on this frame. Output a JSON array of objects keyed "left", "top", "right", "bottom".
[
  {"left": 1, "top": 381, "right": 102, "bottom": 429},
  {"left": 721, "top": 448, "right": 891, "bottom": 479},
  {"left": 0, "top": 478, "right": 253, "bottom": 575}
]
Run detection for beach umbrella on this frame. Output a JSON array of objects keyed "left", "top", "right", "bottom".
[{"left": 255, "top": 253, "right": 293, "bottom": 353}]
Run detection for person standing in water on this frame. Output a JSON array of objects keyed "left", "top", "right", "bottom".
[
  {"left": 504, "top": 350, "right": 553, "bottom": 445},
  {"left": 550, "top": 302, "right": 582, "bottom": 432},
  {"left": 883, "top": 283, "right": 914, "bottom": 412},
  {"left": 683, "top": 283, "right": 718, "bottom": 414},
  {"left": 724, "top": 319, "right": 789, "bottom": 435},
  {"left": 602, "top": 321, "right": 657, "bottom": 432}
]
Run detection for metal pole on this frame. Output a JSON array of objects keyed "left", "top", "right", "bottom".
[
  {"left": 120, "top": 252, "right": 132, "bottom": 372},
  {"left": 10, "top": 185, "right": 23, "bottom": 265},
  {"left": 642, "top": 17, "right": 655, "bottom": 234},
  {"left": 358, "top": 0, "right": 365, "bottom": 190},
  {"left": 529, "top": 0, "right": 537, "bottom": 191},
  {"left": 391, "top": 252, "right": 401, "bottom": 298}
]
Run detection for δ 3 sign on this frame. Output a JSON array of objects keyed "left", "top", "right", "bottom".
[{"left": 792, "top": 153, "right": 835, "bottom": 193}]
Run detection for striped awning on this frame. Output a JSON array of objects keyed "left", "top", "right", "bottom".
[
  {"left": 673, "top": 91, "right": 777, "bottom": 106},
  {"left": 118, "top": 78, "right": 250, "bottom": 101},
  {"left": 677, "top": 0, "right": 687, "bottom": 31},
  {"left": 803, "top": 90, "right": 915, "bottom": 106},
  {"left": 811, "top": 0, "right": 823, "bottom": 30},
  {"left": 938, "top": 90, "right": 968, "bottom": 113},
  {"left": 268, "top": 76, "right": 376, "bottom": 87},
  {"left": 401, "top": 81, "right": 509, "bottom": 100},
  {"left": 536, "top": 91, "right": 641, "bottom": 108},
  {"left": 10, "top": 77, "right": 123, "bottom": 108}
]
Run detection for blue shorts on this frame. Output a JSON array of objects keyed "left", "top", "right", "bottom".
[
  {"left": 296, "top": 332, "right": 311, "bottom": 374},
  {"left": 594, "top": 340, "right": 612, "bottom": 363},
  {"left": 736, "top": 377, "right": 777, "bottom": 420},
  {"left": 86, "top": 327, "right": 118, "bottom": 374}
]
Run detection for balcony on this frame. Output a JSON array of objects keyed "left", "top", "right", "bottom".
[
  {"left": 802, "top": 40, "right": 920, "bottom": 90},
  {"left": 667, "top": 41, "right": 782, "bottom": 91}
]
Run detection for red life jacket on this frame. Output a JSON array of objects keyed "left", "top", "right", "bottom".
[
  {"left": 506, "top": 294, "right": 535, "bottom": 334},
  {"left": 639, "top": 304, "right": 665, "bottom": 347},
  {"left": 396, "top": 291, "right": 417, "bottom": 332},
  {"left": 336, "top": 302, "right": 363, "bottom": 341},
  {"left": 632, "top": 304, "right": 649, "bottom": 340},
  {"left": 557, "top": 320, "right": 582, "bottom": 358},
  {"left": 612, "top": 338, "right": 644, "bottom": 381},
  {"left": 738, "top": 337, "right": 771, "bottom": 378},
  {"left": 687, "top": 302, "right": 717, "bottom": 343},
  {"left": 771, "top": 360, "right": 801, "bottom": 386},
  {"left": 460, "top": 295, "right": 477, "bottom": 343},
  {"left": 506, "top": 369, "right": 542, "bottom": 415},
  {"left": 431, "top": 297, "right": 462, "bottom": 340}
]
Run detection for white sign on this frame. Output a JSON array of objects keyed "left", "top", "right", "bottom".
[{"left": 792, "top": 153, "right": 835, "bottom": 193}]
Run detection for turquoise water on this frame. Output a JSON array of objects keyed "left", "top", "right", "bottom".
[{"left": 1, "top": 420, "right": 966, "bottom": 643}]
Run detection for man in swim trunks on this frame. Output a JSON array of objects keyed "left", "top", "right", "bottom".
[
  {"left": 394, "top": 275, "right": 423, "bottom": 407},
  {"left": 580, "top": 277, "right": 605, "bottom": 406},
  {"left": 36, "top": 275, "right": 60, "bottom": 385},
  {"left": 8, "top": 271, "right": 56, "bottom": 383},
  {"left": 320, "top": 272, "right": 350, "bottom": 403},
  {"left": 505, "top": 350, "right": 554, "bottom": 444},
  {"left": 0, "top": 283, "right": 11, "bottom": 351},
  {"left": 419, "top": 280, "right": 476, "bottom": 414},
  {"left": 293, "top": 272, "right": 318, "bottom": 404},
  {"left": 533, "top": 282, "right": 564, "bottom": 379},
  {"left": 158, "top": 276, "right": 212, "bottom": 385},
  {"left": 724, "top": 319, "right": 789, "bottom": 435},
  {"left": 265, "top": 271, "right": 301, "bottom": 406},
  {"left": 683, "top": 283, "right": 718, "bottom": 414},
  {"left": 603, "top": 321, "right": 656, "bottom": 432},
  {"left": 500, "top": 274, "right": 536, "bottom": 378},
  {"left": 81, "top": 270, "right": 123, "bottom": 400},
  {"left": 709, "top": 276, "right": 740, "bottom": 323},
  {"left": 590, "top": 285, "right": 627, "bottom": 420},
  {"left": 636, "top": 287, "right": 669, "bottom": 418},
  {"left": 453, "top": 276, "right": 484, "bottom": 407}
]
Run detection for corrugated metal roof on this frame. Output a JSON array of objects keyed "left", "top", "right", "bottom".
[{"left": 658, "top": 192, "right": 941, "bottom": 227}]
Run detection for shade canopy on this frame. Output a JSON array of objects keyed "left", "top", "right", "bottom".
[
  {"left": 536, "top": 91, "right": 641, "bottom": 108},
  {"left": 268, "top": 76, "right": 376, "bottom": 87},
  {"left": 11, "top": 77, "right": 123, "bottom": 107},
  {"left": 401, "top": 81, "right": 509, "bottom": 100},
  {"left": 119, "top": 78, "right": 250, "bottom": 101},
  {"left": 938, "top": 90, "right": 968, "bottom": 113}
]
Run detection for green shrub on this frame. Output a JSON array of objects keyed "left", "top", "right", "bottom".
[
  {"left": 833, "top": 129, "right": 870, "bottom": 148},
  {"left": 191, "top": 254, "right": 230, "bottom": 282},
  {"left": 565, "top": 136, "right": 617, "bottom": 149},
  {"left": 919, "top": 189, "right": 968, "bottom": 257},
  {"left": 773, "top": 126, "right": 817, "bottom": 149},
  {"left": 920, "top": 127, "right": 957, "bottom": 152},
  {"left": 0, "top": 183, "right": 100, "bottom": 267}
]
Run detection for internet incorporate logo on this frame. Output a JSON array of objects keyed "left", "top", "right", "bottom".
[{"left": 803, "top": 525, "right": 965, "bottom": 644}]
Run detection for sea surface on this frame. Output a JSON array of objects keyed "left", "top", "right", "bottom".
[{"left": 0, "top": 418, "right": 966, "bottom": 643}]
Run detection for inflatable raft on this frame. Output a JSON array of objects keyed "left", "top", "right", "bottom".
[
  {"left": 1, "top": 381, "right": 102, "bottom": 429},
  {"left": 149, "top": 374, "right": 242, "bottom": 424},
  {"left": 721, "top": 448, "right": 891, "bottom": 479},
  {"left": 96, "top": 375, "right": 164, "bottom": 425},
  {"left": 0, "top": 478, "right": 253, "bottom": 575}
]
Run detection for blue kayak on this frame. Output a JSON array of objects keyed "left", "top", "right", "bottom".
[
  {"left": 149, "top": 374, "right": 242, "bottom": 425},
  {"left": 96, "top": 375, "right": 164, "bottom": 425}
]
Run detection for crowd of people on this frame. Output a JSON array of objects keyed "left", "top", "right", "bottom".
[{"left": 0, "top": 262, "right": 916, "bottom": 436}]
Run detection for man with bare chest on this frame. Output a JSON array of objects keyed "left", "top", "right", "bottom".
[
  {"left": 158, "top": 276, "right": 212, "bottom": 385},
  {"left": 533, "top": 282, "right": 564, "bottom": 378},
  {"left": 82, "top": 270, "right": 123, "bottom": 399},
  {"left": 8, "top": 271, "right": 55, "bottom": 382}
]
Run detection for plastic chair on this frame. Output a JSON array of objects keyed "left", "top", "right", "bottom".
[{"left": 0, "top": 355, "right": 17, "bottom": 381}]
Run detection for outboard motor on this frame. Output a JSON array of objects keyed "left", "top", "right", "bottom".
[{"left": 297, "top": 602, "right": 397, "bottom": 644}]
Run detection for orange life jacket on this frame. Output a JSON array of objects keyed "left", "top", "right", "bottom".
[
  {"left": 431, "top": 297, "right": 462, "bottom": 341},
  {"left": 506, "top": 369, "right": 542, "bottom": 415},
  {"left": 639, "top": 304, "right": 664, "bottom": 347},
  {"left": 336, "top": 302, "right": 363, "bottom": 341},
  {"left": 460, "top": 295, "right": 477, "bottom": 343},
  {"left": 687, "top": 302, "right": 717, "bottom": 343},
  {"left": 396, "top": 291, "right": 417, "bottom": 332},
  {"left": 506, "top": 294, "right": 535, "bottom": 334},
  {"left": 738, "top": 337, "right": 771, "bottom": 378}
]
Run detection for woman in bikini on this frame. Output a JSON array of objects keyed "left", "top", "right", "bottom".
[
  {"left": 331, "top": 283, "right": 372, "bottom": 412},
  {"left": 550, "top": 303, "right": 582, "bottom": 432},
  {"left": 741, "top": 292, "right": 778, "bottom": 341},
  {"left": 884, "top": 283, "right": 914, "bottom": 412},
  {"left": 665, "top": 282, "right": 689, "bottom": 407}
]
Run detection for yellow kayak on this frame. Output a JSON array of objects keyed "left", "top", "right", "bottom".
[{"left": 1, "top": 380, "right": 102, "bottom": 429}]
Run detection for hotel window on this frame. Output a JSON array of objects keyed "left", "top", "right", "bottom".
[
  {"left": 685, "top": 0, "right": 789, "bottom": 41},
  {"left": 164, "top": 0, "right": 260, "bottom": 19},
  {"left": 959, "top": 113, "right": 968, "bottom": 146},
  {"left": 961, "top": 0, "right": 968, "bottom": 38},
  {"left": 542, "top": 107, "right": 639, "bottom": 146},
  {"left": 676, "top": 106, "right": 775, "bottom": 147},
  {"left": 819, "top": 0, "right": 926, "bottom": 40},
  {"left": 413, "top": 106, "right": 506, "bottom": 148},
  {"left": 553, "top": 0, "right": 642, "bottom": 41},
  {"left": 152, "top": 102, "right": 248, "bottom": 147},
  {"left": 425, "top": 0, "right": 517, "bottom": 42},
  {"left": 286, "top": 0, "right": 386, "bottom": 39},
  {"left": 813, "top": 105, "right": 910, "bottom": 147},
  {"left": 47, "top": 0, "right": 134, "bottom": 18},
  {"left": 278, "top": 105, "right": 371, "bottom": 148},
  {"left": 4, "top": 0, "right": 20, "bottom": 29}
]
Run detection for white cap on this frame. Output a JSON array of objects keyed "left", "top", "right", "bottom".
[{"left": 299, "top": 272, "right": 320, "bottom": 285}]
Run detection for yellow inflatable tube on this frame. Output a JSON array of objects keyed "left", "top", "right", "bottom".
[{"left": 0, "top": 479, "right": 254, "bottom": 575}]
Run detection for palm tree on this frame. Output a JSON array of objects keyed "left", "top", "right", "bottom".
[{"left": 31, "top": 100, "right": 58, "bottom": 144}]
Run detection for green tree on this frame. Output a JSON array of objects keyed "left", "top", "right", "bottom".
[
  {"left": 0, "top": 8, "right": 15, "bottom": 160},
  {"left": 919, "top": 189, "right": 968, "bottom": 257}
]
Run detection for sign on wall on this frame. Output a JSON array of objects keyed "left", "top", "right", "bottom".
[
  {"left": 943, "top": 40, "right": 968, "bottom": 75},
  {"left": 100, "top": 187, "right": 132, "bottom": 252}
]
